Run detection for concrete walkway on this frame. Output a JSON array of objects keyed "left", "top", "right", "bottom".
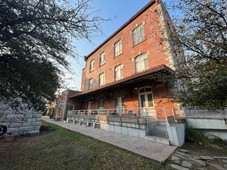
[{"left": 42, "top": 116, "right": 177, "bottom": 163}]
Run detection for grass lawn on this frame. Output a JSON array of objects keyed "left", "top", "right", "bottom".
[{"left": 0, "top": 121, "right": 172, "bottom": 170}]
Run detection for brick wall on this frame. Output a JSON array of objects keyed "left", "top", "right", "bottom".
[
  {"left": 81, "top": 1, "right": 177, "bottom": 91},
  {"left": 0, "top": 102, "right": 41, "bottom": 136}
]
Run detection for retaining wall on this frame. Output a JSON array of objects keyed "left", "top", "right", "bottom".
[{"left": 0, "top": 102, "right": 41, "bottom": 136}]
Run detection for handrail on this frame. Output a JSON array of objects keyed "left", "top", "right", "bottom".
[{"left": 66, "top": 107, "right": 179, "bottom": 124}]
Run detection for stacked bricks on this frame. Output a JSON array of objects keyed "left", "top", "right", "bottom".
[{"left": 0, "top": 102, "right": 41, "bottom": 136}]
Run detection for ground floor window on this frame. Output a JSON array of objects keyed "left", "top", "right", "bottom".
[
  {"left": 98, "top": 98, "right": 105, "bottom": 108},
  {"left": 115, "top": 96, "right": 124, "bottom": 113}
]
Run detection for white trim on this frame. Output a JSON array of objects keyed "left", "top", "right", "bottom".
[{"left": 138, "top": 86, "right": 155, "bottom": 108}]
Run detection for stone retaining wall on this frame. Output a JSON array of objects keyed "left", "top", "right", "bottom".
[{"left": 0, "top": 102, "right": 41, "bottom": 136}]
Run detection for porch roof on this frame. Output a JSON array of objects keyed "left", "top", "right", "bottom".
[{"left": 70, "top": 64, "right": 173, "bottom": 98}]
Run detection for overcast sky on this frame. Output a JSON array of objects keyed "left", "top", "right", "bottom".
[{"left": 64, "top": 0, "right": 171, "bottom": 91}]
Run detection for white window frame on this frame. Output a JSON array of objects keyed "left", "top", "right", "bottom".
[
  {"left": 138, "top": 87, "right": 154, "bottom": 108},
  {"left": 114, "top": 40, "right": 122, "bottom": 57},
  {"left": 114, "top": 64, "right": 123, "bottom": 81},
  {"left": 90, "top": 59, "right": 95, "bottom": 72},
  {"left": 99, "top": 73, "right": 105, "bottom": 86},
  {"left": 100, "top": 52, "right": 105, "bottom": 66},
  {"left": 132, "top": 24, "right": 144, "bottom": 46},
  {"left": 135, "top": 53, "right": 148, "bottom": 73}
]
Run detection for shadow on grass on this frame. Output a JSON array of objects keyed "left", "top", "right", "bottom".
[{"left": 0, "top": 121, "right": 172, "bottom": 170}]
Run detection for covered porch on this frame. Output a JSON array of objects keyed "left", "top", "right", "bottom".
[
  {"left": 69, "top": 65, "right": 180, "bottom": 120},
  {"left": 65, "top": 66, "right": 185, "bottom": 146},
  {"left": 66, "top": 107, "right": 184, "bottom": 146}
]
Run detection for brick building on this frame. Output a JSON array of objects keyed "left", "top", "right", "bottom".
[
  {"left": 54, "top": 89, "right": 79, "bottom": 120},
  {"left": 69, "top": 0, "right": 183, "bottom": 120}
]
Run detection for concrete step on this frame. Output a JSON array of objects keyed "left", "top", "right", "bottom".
[
  {"left": 144, "top": 136, "right": 169, "bottom": 145},
  {"left": 147, "top": 122, "right": 168, "bottom": 138}
]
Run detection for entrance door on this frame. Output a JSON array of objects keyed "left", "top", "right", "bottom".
[{"left": 139, "top": 87, "right": 155, "bottom": 117}]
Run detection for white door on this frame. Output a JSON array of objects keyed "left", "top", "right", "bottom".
[{"left": 139, "top": 87, "right": 155, "bottom": 117}]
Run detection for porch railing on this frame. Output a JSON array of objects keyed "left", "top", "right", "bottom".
[{"left": 66, "top": 108, "right": 178, "bottom": 125}]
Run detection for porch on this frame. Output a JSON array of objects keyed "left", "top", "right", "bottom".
[{"left": 66, "top": 107, "right": 185, "bottom": 146}]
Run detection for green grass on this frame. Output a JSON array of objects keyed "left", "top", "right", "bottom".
[{"left": 0, "top": 121, "right": 172, "bottom": 170}]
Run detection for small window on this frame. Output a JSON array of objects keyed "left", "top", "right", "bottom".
[
  {"left": 98, "top": 98, "right": 105, "bottom": 108},
  {"left": 99, "top": 73, "right": 105, "bottom": 86},
  {"left": 100, "top": 52, "right": 105, "bottom": 66},
  {"left": 90, "top": 60, "right": 95, "bottom": 72},
  {"left": 114, "top": 64, "right": 123, "bottom": 81},
  {"left": 132, "top": 24, "right": 144, "bottom": 46},
  {"left": 89, "top": 78, "right": 94, "bottom": 89},
  {"left": 135, "top": 53, "right": 148, "bottom": 73},
  {"left": 114, "top": 40, "right": 122, "bottom": 57}
]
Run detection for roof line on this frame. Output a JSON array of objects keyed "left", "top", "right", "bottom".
[
  {"left": 70, "top": 64, "right": 173, "bottom": 98},
  {"left": 85, "top": 0, "right": 156, "bottom": 60}
]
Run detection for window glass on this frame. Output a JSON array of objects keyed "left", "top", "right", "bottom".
[
  {"left": 100, "top": 52, "right": 105, "bottom": 66},
  {"left": 90, "top": 60, "right": 95, "bottom": 71},
  {"left": 135, "top": 53, "right": 148, "bottom": 73},
  {"left": 89, "top": 78, "right": 94, "bottom": 89},
  {"left": 114, "top": 40, "right": 122, "bottom": 57},
  {"left": 140, "top": 95, "right": 146, "bottom": 107},
  {"left": 132, "top": 24, "right": 144, "bottom": 46},
  {"left": 99, "top": 73, "right": 105, "bottom": 86},
  {"left": 147, "top": 93, "right": 153, "bottom": 107},
  {"left": 98, "top": 99, "right": 104, "bottom": 108},
  {"left": 114, "top": 64, "right": 123, "bottom": 81}
]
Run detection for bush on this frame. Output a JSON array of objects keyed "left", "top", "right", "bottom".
[{"left": 185, "top": 126, "right": 206, "bottom": 144}]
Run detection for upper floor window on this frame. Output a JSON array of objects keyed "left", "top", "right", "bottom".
[
  {"left": 132, "top": 24, "right": 144, "bottom": 46},
  {"left": 100, "top": 52, "right": 105, "bottom": 66},
  {"left": 89, "top": 78, "right": 94, "bottom": 89},
  {"left": 114, "top": 64, "right": 123, "bottom": 81},
  {"left": 99, "top": 73, "right": 105, "bottom": 86},
  {"left": 90, "top": 60, "right": 95, "bottom": 72},
  {"left": 135, "top": 53, "right": 148, "bottom": 73},
  {"left": 114, "top": 40, "right": 122, "bottom": 57}
]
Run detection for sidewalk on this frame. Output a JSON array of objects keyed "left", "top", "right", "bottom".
[{"left": 42, "top": 116, "right": 177, "bottom": 163}]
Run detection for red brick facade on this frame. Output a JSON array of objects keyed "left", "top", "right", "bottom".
[
  {"left": 70, "top": 0, "right": 182, "bottom": 119},
  {"left": 81, "top": 1, "right": 176, "bottom": 91}
]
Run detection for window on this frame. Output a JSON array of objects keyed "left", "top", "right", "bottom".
[
  {"left": 100, "top": 52, "right": 105, "bottom": 66},
  {"left": 135, "top": 53, "right": 148, "bottom": 73},
  {"left": 116, "top": 96, "right": 123, "bottom": 107},
  {"left": 139, "top": 87, "right": 154, "bottom": 108},
  {"left": 132, "top": 24, "right": 144, "bottom": 46},
  {"left": 90, "top": 60, "right": 95, "bottom": 72},
  {"left": 98, "top": 98, "right": 105, "bottom": 108},
  {"left": 114, "top": 40, "right": 122, "bottom": 57},
  {"left": 99, "top": 73, "right": 105, "bottom": 86},
  {"left": 114, "top": 64, "right": 123, "bottom": 81},
  {"left": 89, "top": 78, "right": 94, "bottom": 89},
  {"left": 115, "top": 96, "right": 124, "bottom": 113}
]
